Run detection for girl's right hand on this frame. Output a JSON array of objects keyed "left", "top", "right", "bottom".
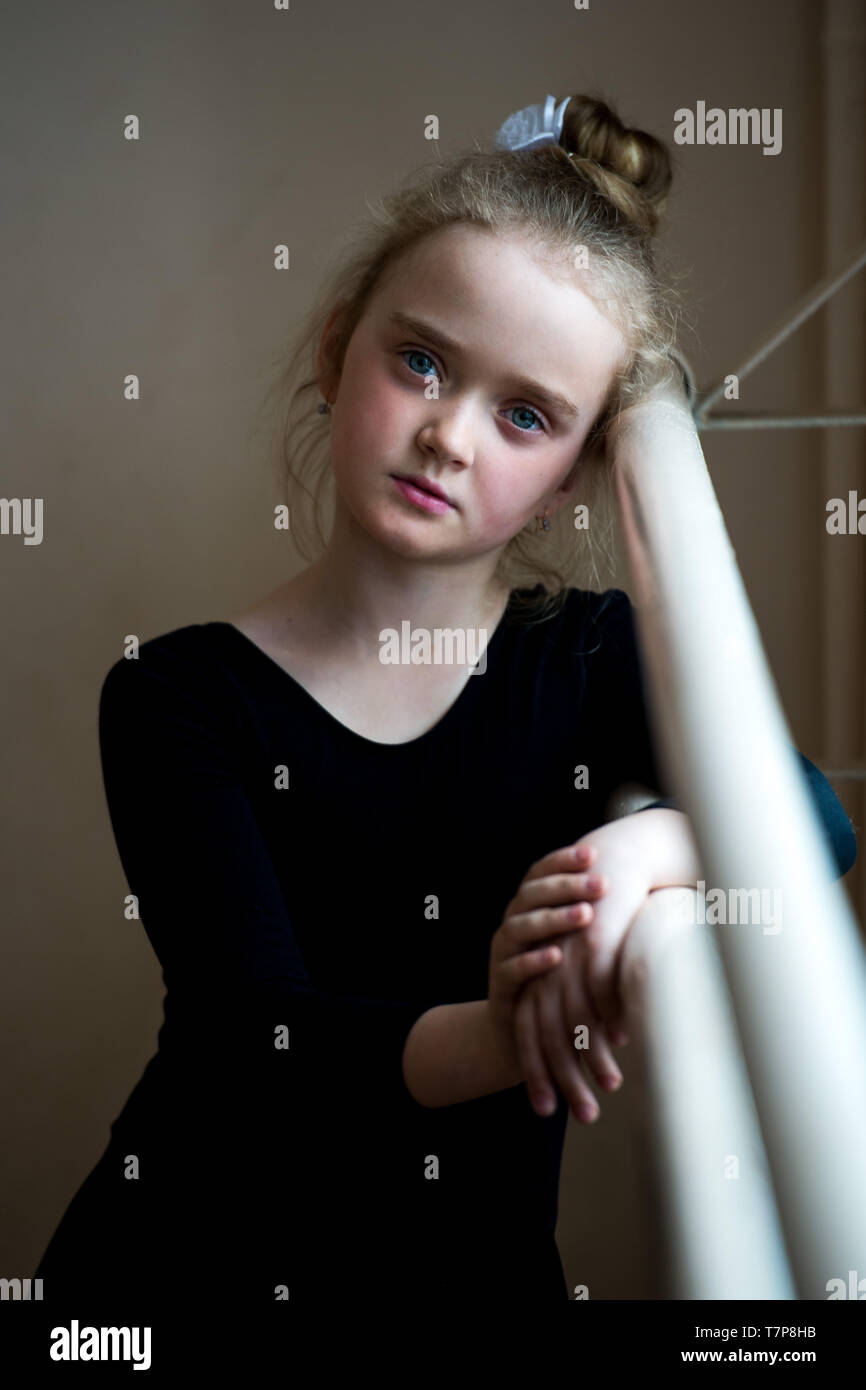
[{"left": 486, "top": 840, "right": 607, "bottom": 1068}]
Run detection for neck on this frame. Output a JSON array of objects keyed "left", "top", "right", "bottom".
[{"left": 295, "top": 509, "right": 512, "bottom": 651}]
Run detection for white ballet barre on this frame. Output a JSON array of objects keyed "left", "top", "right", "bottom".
[
  {"left": 617, "top": 881, "right": 796, "bottom": 1299},
  {"left": 607, "top": 373, "right": 866, "bottom": 1300}
]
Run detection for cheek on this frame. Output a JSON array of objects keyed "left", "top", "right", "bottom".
[
  {"left": 334, "top": 366, "right": 407, "bottom": 458},
  {"left": 473, "top": 468, "right": 541, "bottom": 535}
]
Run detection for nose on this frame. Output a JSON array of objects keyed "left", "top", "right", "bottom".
[{"left": 416, "top": 399, "right": 475, "bottom": 468}]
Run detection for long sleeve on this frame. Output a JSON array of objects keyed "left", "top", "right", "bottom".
[
  {"left": 587, "top": 590, "right": 858, "bottom": 881},
  {"left": 97, "top": 637, "right": 442, "bottom": 1109}
]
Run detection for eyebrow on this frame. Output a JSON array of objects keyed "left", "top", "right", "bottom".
[{"left": 386, "top": 310, "right": 582, "bottom": 420}]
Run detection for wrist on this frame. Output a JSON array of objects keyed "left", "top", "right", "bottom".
[
  {"left": 484, "top": 1000, "right": 522, "bottom": 1084},
  {"left": 607, "top": 380, "right": 694, "bottom": 448},
  {"left": 403, "top": 1001, "right": 523, "bottom": 1107},
  {"left": 617, "top": 806, "right": 703, "bottom": 890}
]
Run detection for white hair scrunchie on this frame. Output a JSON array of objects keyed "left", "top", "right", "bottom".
[{"left": 494, "top": 94, "right": 571, "bottom": 153}]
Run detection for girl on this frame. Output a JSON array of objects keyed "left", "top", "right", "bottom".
[{"left": 35, "top": 92, "right": 856, "bottom": 1319}]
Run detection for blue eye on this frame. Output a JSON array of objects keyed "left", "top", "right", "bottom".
[
  {"left": 399, "top": 350, "right": 546, "bottom": 434},
  {"left": 401, "top": 349, "right": 440, "bottom": 379},
  {"left": 504, "top": 405, "right": 544, "bottom": 432}
]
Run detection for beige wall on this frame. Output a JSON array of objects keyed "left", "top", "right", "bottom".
[{"left": 2, "top": 0, "right": 863, "bottom": 1297}]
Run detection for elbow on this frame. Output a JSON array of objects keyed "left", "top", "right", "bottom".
[
  {"left": 794, "top": 749, "right": 858, "bottom": 879},
  {"left": 833, "top": 818, "right": 858, "bottom": 879}
]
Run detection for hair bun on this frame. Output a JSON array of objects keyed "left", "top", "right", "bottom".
[{"left": 558, "top": 94, "right": 672, "bottom": 237}]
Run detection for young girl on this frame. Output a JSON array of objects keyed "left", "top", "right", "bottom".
[{"left": 35, "top": 92, "right": 856, "bottom": 1318}]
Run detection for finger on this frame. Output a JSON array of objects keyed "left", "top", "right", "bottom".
[
  {"left": 583, "top": 939, "right": 624, "bottom": 1047},
  {"left": 514, "top": 989, "right": 558, "bottom": 1117},
  {"left": 534, "top": 979, "right": 600, "bottom": 1123},
  {"left": 608, "top": 951, "right": 631, "bottom": 1045},
  {"left": 612, "top": 1016, "right": 631, "bottom": 1047},
  {"left": 514, "top": 870, "right": 608, "bottom": 917},
  {"left": 606, "top": 956, "right": 631, "bottom": 1050},
  {"left": 576, "top": 935, "right": 630, "bottom": 1048},
  {"left": 565, "top": 970, "right": 623, "bottom": 1094},
  {"left": 490, "top": 901, "right": 596, "bottom": 978},
  {"left": 496, "top": 944, "right": 564, "bottom": 1004},
  {"left": 610, "top": 998, "right": 631, "bottom": 1049},
  {"left": 491, "top": 900, "right": 581, "bottom": 975},
  {"left": 560, "top": 956, "right": 620, "bottom": 1089},
  {"left": 520, "top": 840, "right": 597, "bottom": 886},
  {"left": 501, "top": 899, "right": 594, "bottom": 960},
  {"left": 502, "top": 872, "right": 610, "bottom": 960}
]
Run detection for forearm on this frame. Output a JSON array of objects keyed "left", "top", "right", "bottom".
[
  {"left": 402, "top": 1000, "right": 522, "bottom": 1108},
  {"left": 401, "top": 812, "right": 704, "bottom": 1108}
]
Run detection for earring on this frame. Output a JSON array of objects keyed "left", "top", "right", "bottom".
[
  {"left": 534, "top": 510, "right": 551, "bottom": 533},
  {"left": 317, "top": 399, "right": 331, "bottom": 414}
]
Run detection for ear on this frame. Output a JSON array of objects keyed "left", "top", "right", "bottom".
[
  {"left": 547, "top": 421, "right": 608, "bottom": 518},
  {"left": 316, "top": 302, "right": 349, "bottom": 401},
  {"left": 549, "top": 449, "right": 588, "bottom": 510}
]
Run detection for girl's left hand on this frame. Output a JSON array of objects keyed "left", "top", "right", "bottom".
[{"left": 513, "top": 819, "right": 654, "bottom": 1121}]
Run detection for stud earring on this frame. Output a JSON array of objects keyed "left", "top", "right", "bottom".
[
  {"left": 317, "top": 399, "right": 331, "bottom": 414},
  {"left": 534, "top": 510, "right": 551, "bottom": 533}
]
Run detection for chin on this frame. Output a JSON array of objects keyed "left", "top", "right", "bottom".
[{"left": 373, "top": 507, "right": 457, "bottom": 554}]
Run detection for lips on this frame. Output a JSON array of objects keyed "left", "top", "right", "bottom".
[{"left": 392, "top": 473, "right": 454, "bottom": 506}]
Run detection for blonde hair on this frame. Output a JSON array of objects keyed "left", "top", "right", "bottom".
[{"left": 259, "top": 91, "right": 692, "bottom": 626}]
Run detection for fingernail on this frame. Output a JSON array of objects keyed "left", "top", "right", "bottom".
[
  {"left": 577, "top": 1103, "right": 598, "bottom": 1123},
  {"left": 602, "top": 1073, "right": 622, "bottom": 1091},
  {"left": 534, "top": 1090, "right": 556, "bottom": 1115}
]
